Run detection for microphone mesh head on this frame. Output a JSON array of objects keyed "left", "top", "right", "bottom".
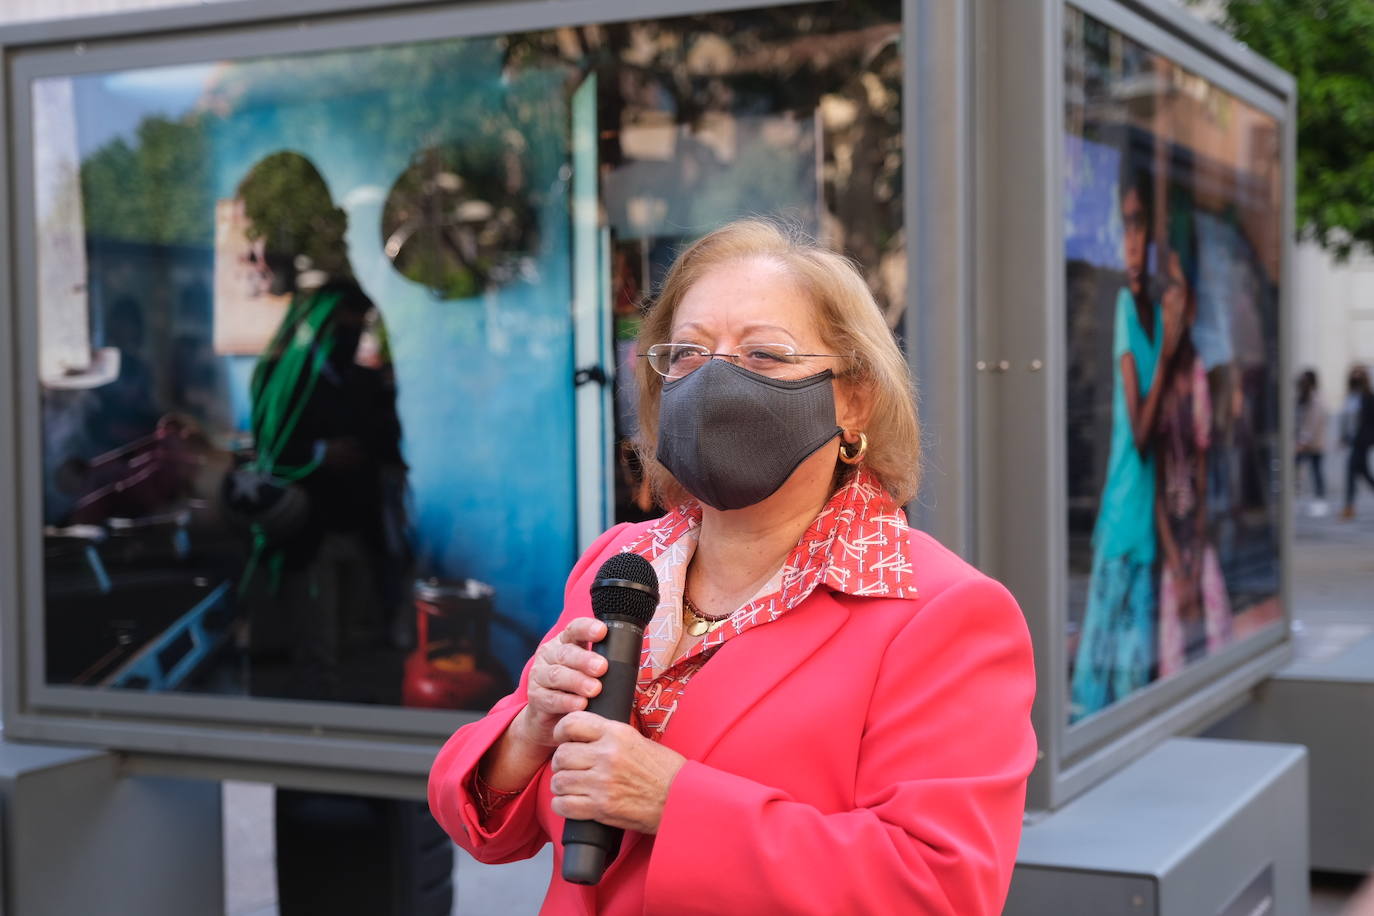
[{"left": 591, "top": 553, "right": 658, "bottom": 626}]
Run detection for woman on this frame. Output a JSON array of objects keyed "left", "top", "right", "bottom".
[
  {"left": 1294, "top": 369, "right": 1328, "bottom": 510},
  {"left": 225, "top": 151, "right": 408, "bottom": 700},
  {"left": 1070, "top": 163, "right": 1184, "bottom": 721},
  {"left": 1341, "top": 365, "right": 1374, "bottom": 520},
  {"left": 428, "top": 220, "right": 1036, "bottom": 914},
  {"left": 1155, "top": 289, "right": 1232, "bottom": 678}
]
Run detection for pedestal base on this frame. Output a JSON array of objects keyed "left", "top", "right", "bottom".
[
  {"left": 1007, "top": 737, "right": 1308, "bottom": 915},
  {"left": 0, "top": 740, "right": 222, "bottom": 916},
  {"left": 1206, "top": 630, "right": 1374, "bottom": 873}
]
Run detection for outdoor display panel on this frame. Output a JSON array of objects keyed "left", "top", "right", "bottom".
[
  {"left": 971, "top": 0, "right": 1293, "bottom": 812},
  {"left": 1, "top": 0, "right": 910, "bottom": 774},
  {"left": 1062, "top": 5, "right": 1285, "bottom": 725},
  {"left": 3, "top": 0, "right": 1293, "bottom": 808},
  {"left": 979, "top": 0, "right": 1294, "bottom": 812}
]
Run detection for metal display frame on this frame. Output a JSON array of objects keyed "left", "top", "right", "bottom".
[
  {"left": 0, "top": 0, "right": 1297, "bottom": 809},
  {"left": 976, "top": 0, "right": 1297, "bottom": 811},
  {"left": 0, "top": 0, "right": 941, "bottom": 790}
]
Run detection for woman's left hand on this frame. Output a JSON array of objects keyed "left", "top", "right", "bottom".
[{"left": 549, "top": 711, "right": 687, "bottom": 835}]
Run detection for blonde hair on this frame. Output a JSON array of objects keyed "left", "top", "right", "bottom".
[{"left": 634, "top": 218, "right": 921, "bottom": 507}]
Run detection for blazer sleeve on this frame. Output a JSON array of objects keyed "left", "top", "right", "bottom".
[
  {"left": 427, "top": 523, "right": 630, "bottom": 864},
  {"left": 643, "top": 575, "right": 1038, "bottom": 915}
]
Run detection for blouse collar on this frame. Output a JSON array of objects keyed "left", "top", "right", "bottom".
[{"left": 621, "top": 466, "right": 918, "bottom": 602}]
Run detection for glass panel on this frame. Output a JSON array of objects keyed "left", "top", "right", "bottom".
[
  {"left": 1064, "top": 8, "right": 1284, "bottom": 725},
  {"left": 30, "top": 0, "right": 904, "bottom": 709}
]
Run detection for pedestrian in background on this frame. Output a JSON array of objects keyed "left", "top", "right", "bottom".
[
  {"left": 1295, "top": 369, "right": 1329, "bottom": 516},
  {"left": 1340, "top": 365, "right": 1374, "bottom": 520}
]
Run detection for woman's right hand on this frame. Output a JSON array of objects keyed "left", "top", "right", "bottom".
[{"left": 514, "top": 617, "right": 609, "bottom": 750}]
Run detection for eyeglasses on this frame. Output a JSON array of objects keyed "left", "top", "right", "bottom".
[{"left": 644, "top": 342, "right": 848, "bottom": 380}]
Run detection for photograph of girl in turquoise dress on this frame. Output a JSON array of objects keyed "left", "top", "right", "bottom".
[
  {"left": 1064, "top": 6, "right": 1285, "bottom": 726},
  {"left": 1070, "top": 163, "right": 1184, "bottom": 720}
]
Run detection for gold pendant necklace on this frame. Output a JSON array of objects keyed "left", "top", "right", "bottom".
[{"left": 683, "top": 593, "right": 731, "bottom": 637}]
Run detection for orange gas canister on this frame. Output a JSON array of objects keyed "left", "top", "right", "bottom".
[{"left": 402, "top": 577, "right": 505, "bottom": 709}]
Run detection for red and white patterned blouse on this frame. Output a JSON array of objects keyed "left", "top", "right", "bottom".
[{"left": 621, "top": 467, "right": 918, "bottom": 740}]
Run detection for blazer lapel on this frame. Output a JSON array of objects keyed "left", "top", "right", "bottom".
[
  {"left": 603, "top": 590, "right": 851, "bottom": 880},
  {"left": 660, "top": 589, "right": 850, "bottom": 761}
]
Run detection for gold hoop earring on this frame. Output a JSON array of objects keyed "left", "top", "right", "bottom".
[{"left": 839, "top": 431, "right": 867, "bottom": 465}]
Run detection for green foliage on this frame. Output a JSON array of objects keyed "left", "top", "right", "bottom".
[
  {"left": 80, "top": 115, "right": 213, "bottom": 247},
  {"left": 1207, "top": 0, "right": 1374, "bottom": 257}
]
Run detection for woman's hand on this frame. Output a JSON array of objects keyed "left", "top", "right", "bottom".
[
  {"left": 514, "top": 617, "right": 610, "bottom": 750},
  {"left": 477, "top": 617, "right": 612, "bottom": 796},
  {"left": 549, "top": 711, "right": 687, "bottom": 835}
]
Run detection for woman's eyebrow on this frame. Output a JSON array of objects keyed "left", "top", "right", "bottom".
[
  {"left": 669, "top": 322, "right": 709, "bottom": 339},
  {"left": 738, "top": 323, "right": 798, "bottom": 341},
  {"left": 669, "top": 321, "right": 800, "bottom": 341}
]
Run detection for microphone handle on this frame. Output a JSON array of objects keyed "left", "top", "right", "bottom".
[
  {"left": 561, "top": 618, "right": 645, "bottom": 885},
  {"left": 583, "top": 619, "right": 643, "bottom": 723}
]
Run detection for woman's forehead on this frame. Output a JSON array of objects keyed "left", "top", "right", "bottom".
[{"left": 672, "top": 258, "right": 819, "bottom": 340}]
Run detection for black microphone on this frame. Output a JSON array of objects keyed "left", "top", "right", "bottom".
[{"left": 561, "top": 552, "right": 659, "bottom": 886}]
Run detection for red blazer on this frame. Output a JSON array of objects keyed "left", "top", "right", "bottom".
[{"left": 429, "top": 521, "right": 1037, "bottom": 914}]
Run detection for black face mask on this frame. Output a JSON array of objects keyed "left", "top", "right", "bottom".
[{"left": 656, "top": 359, "right": 840, "bottom": 510}]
